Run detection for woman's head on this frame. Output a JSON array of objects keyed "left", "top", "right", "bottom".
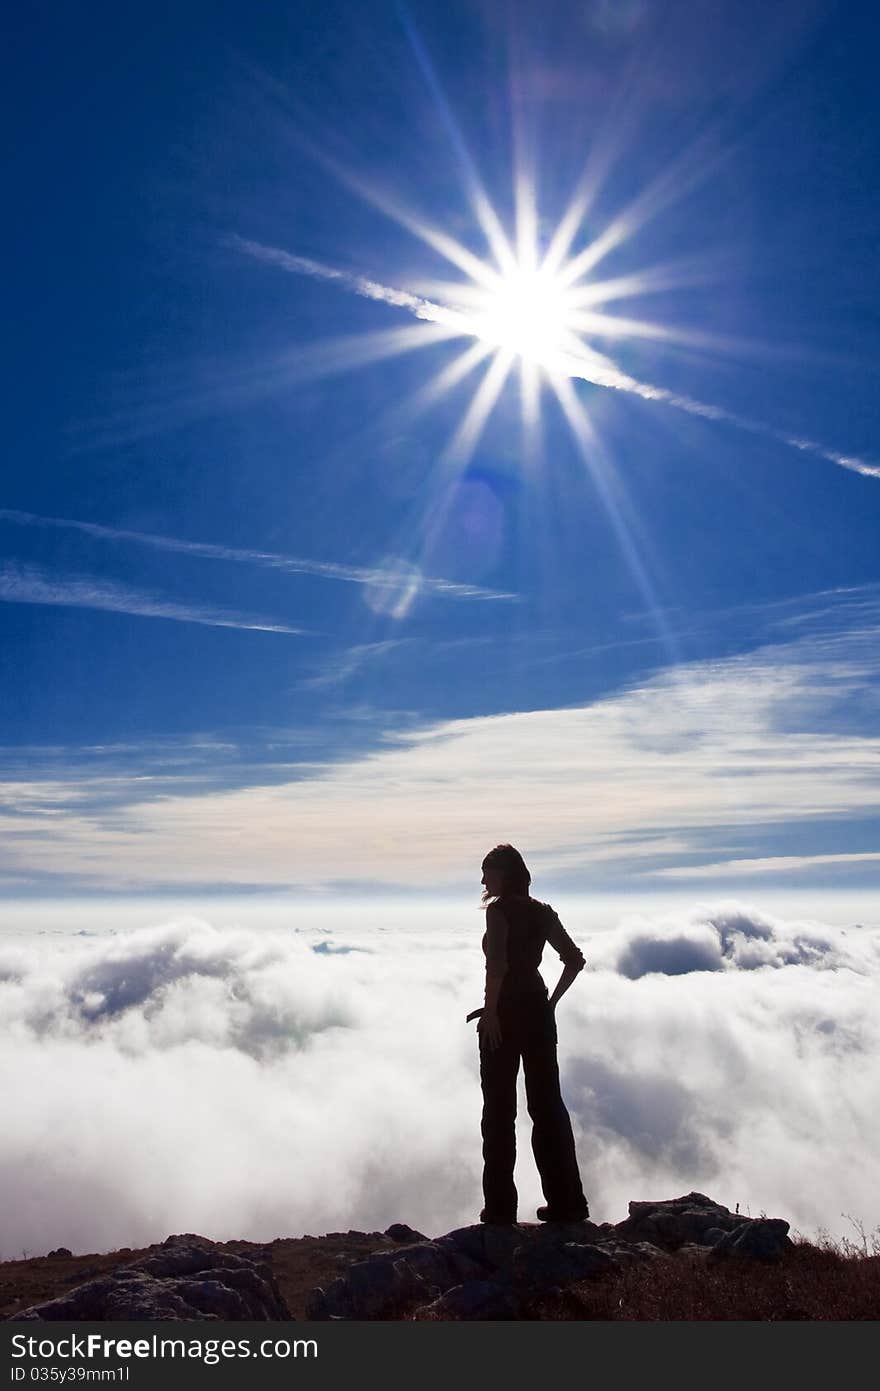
[{"left": 481, "top": 843, "right": 532, "bottom": 902}]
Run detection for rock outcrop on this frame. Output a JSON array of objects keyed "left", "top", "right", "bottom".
[
  {"left": 5, "top": 1195, "right": 793, "bottom": 1322},
  {"left": 708, "top": 1217, "right": 793, "bottom": 1262},
  {"left": 308, "top": 1193, "right": 793, "bottom": 1320},
  {"left": 8, "top": 1237, "right": 289, "bottom": 1322}
]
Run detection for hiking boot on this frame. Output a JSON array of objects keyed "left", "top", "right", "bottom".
[
  {"left": 536, "top": 1204, "right": 590, "bottom": 1222},
  {"left": 480, "top": 1209, "right": 517, "bottom": 1224}
]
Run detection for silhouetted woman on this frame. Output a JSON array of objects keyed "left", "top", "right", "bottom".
[{"left": 472, "top": 843, "right": 589, "bottom": 1224}]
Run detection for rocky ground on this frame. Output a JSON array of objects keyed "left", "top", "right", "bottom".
[
  {"left": 3, "top": 1194, "right": 826, "bottom": 1321},
  {"left": 1, "top": 1229, "right": 393, "bottom": 1321}
]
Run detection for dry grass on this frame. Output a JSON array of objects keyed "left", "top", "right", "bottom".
[
  {"left": 517, "top": 1240, "right": 880, "bottom": 1321},
  {"left": 406, "top": 1222, "right": 880, "bottom": 1321}
]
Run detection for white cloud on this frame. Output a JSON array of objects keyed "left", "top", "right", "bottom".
[
  {"left": 3, "top": 627, "right": 879, "bottom": 891},
  {"left": 584, "top": 900, "right": 875, "bottom": 976},
  {"left": 0, "top": 910, "right": 483, "bottom": 1253},
  {"left": 657, "top": 852, "right": 880, "bottom": 879},
  {"left": 1, "top": 900, "right": 877, "bottom": 1255}
]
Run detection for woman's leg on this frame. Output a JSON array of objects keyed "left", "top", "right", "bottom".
[
  {"left": 521, "top": 999, "right": 587, "bottom": 1215},
  {"left": 479, "top": 1027, "right": 520, "bottom": 1219}
]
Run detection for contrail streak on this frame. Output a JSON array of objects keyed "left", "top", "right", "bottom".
[
  {"left": 553, "top": 353, "right": 880, "bottom": 481},
  {"left": 236, "top": 235, "right": 880, "bottom": 481},
  {"left": 0, "top": 509, "right": 518, "bottom": 602},
  {"left": 0, "top": 564, "right": 308, "bottom": 634},
  {"left": 228, "top": 235, "right": 470, "bottom": 333}
]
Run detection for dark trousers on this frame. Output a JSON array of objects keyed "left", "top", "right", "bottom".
[{"left": 479, "top": 991, "right": 587, "bottom": 1219}]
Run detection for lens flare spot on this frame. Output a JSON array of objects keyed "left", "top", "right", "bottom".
[{"left": 363, "top": 557, "right": 424, "bottom": 620}]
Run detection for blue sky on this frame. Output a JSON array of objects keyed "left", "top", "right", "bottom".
[{"left": 3, "top": 0, "right": 880, "bottom": 895}]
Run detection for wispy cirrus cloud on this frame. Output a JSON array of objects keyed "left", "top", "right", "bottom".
[
  {"left": 0, "top": 509, "right": 516, "bottom": 604},
  {"left": 298, "top": 640, "right": 411, "bottom": 690},
  {"left": 3, "top": 616, "right": 880, "bottom": 892},
  {"left": 0, "top": 563, "right": 308, "bottom": 635},
  {"left": 622, "top": 582, "right": 880, "bottom": 635},
  {"left": 656, "top": 852, "right": 880, "bottom": 879}
]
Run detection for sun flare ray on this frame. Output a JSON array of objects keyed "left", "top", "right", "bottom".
[
  {"left": 401, "top": 339, "right": 496, "bottom": 423},
  {"left": 445, "top": 349, "right": 516, "bottom": 466},
  {"left": 235, "top": 147, "right": 878, "bottom": 484},
  {"left": 548, "top": 371, "right": 682, "bottom": 666}
]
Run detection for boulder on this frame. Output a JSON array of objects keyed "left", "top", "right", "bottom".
[
  {"left": 415, "top": 1277, "right": 521, "bottom": 1321},
  {"left": 614, "top": 1195, "right": 794, "bottom": 1264},
  {"left": 306, "top": 1240, "right": 486, "bottom": 1320},
  {"left": 160, "top": 1232, "right": 216, "bottom": 1248},
  {"left": 8, "top": 1242, "right": 289, "bottom": 1322},
  {"left": 512, "top": 1241, "right": 618, "bottom": 1287},
  {"left": 437, "top": 1224, "right": 527, "bottom": 1272},
  {"left": 596, "top": 1240, "right": 666, "bottom": 1265},
  {"left": 700, "top": 1228, "right": 729, "bottom": 1247},
  {"left": 385, "top": 1223, "right": 428, "bottom": 1244},
  {"left": 708, "top": 1219, "right": 793, "bottom": 1263},
  {"left": 439, "top": 1219, "right": 604, "bottom": 1271},
  {"left": 616, "top": 1194, "right": 746, "bottom": 1250},
  {"left": 307, "top": 1218, "right": 679, "bottom": 1320}
]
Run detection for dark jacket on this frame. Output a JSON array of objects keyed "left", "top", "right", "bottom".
[{"left": 482, "top": 894, "right": 585, "bottom": 1002}]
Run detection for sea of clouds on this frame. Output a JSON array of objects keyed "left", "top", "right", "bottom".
[{"left": 1, "top": 897, "right": 878, "bottom": 1257}]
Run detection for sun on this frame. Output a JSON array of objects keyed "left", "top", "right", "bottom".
[
  {"left": 470, "top": 263, "right": 579, "bottom": 370},
  {"left": 236, "top": 137, "right": 873, "bottom": 626}
]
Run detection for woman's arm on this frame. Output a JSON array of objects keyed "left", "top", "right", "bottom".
[
  {"left": 544, "top": 905, "right": 585, "bottom": 1010},
  {"left": 548, "top": 961, "right": 583, "bottom": 1010},
  {"left": 479, "top": 903, "right": 509, "bottom": 1050},
  {"left": 480, "top": 972, "right": 504, "bottom": 1049}
]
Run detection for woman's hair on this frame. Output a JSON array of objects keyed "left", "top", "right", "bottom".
[{"left": 481, "top": 843, "right": 532, "bottom": 903}]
